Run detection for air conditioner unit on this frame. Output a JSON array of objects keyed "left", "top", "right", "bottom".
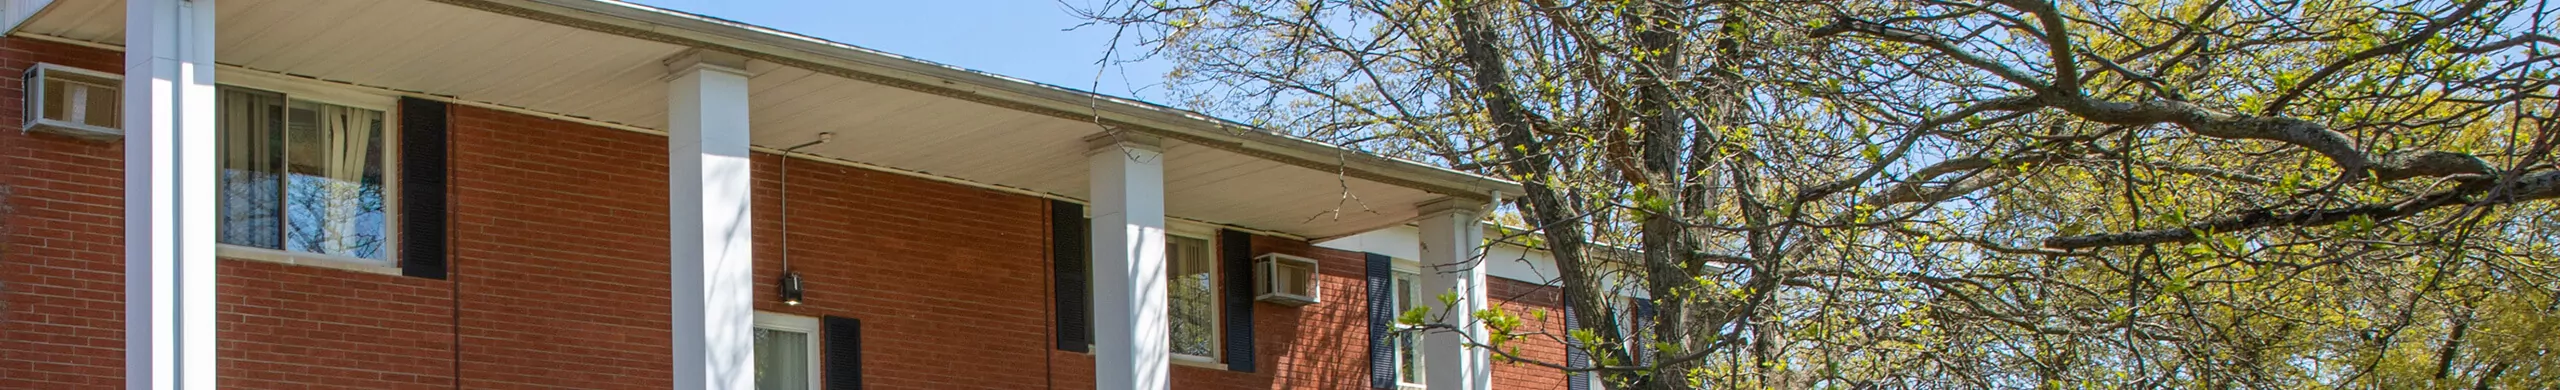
[
  {"left": 1254, "top": 253, "right": 1321, "bottom": 306},
  {"left": 22, "top": 63, "right": 123, "bottom": 140}
]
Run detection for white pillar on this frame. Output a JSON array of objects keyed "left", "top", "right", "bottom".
[
  {"left": 1417, "top": 197, "right": 1490, "bottom": 390},
  {"left": 1088, "top": 133, "right": 1169, "bottom": 390},
  {"left": 667, "top": 49, "right": 755, "bottom": 390},
  {"left": 124, "top": 0, "right": 217, "bottom": 388}
]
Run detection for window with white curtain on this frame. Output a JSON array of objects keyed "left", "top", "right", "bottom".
[
  {"left": 1167, "top": 233, "right": 1220, "bottom": 361},
  {"left": 754, "top": 312, "right": 821, "bottom": 390},
  {"left": 1080, "top": 223, "right": 1228, "bottom": 363},
  {"left": 215, "top": 85, "right": 393, "bottom": 263}
]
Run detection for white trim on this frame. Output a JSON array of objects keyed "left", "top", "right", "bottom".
[
  {"left": 1165, "top": 219, "right": 1219, "bottom": 239},
  {"left": 1169, "top": 353, "right": 1223, "bottom": 369},
  {"left": 752, "top": 312, "right": 824, "bottom": 390},
  {"left": 218, "top": 244, "right": 402, "bottom": 276},
  {"left": 0, "top": 0, "right": 57, "bottom": 36},
  {"left": 475, "top": 0, "right": 1519, "bottom": 199}
]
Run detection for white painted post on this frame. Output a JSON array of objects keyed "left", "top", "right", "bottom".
[
  {"left": 1417, "top": 197, "right": 1490, "bottom": 390},
  {"left": 667, "top": 49, "right": 755, "bottom": 390},
  {"left": 1088, "top": 133, "right": 1170, "bottom": 390},
  {"left": 124, "top": 0, "right": 217, "bottom": 388}
]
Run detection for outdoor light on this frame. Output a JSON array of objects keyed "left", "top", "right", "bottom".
[
  {"left": 778, "top": 270, "right": 806, "bottom": 306},
  {"left": 775, "top": 132, "right": 831, "bottom": 307}
]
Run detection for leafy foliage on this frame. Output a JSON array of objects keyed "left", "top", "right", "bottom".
[{"left": 1080, "top": 0, "right": 2558, "bottom": 387}]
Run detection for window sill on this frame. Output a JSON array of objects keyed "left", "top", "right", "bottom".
[
  {"left": 1170, "top": 353, "right": 1224, "bottom": 369},
  {"left": 1399, "top": 384, "right": 1428, "bottom": 390},
  {"left": 218, "top": 245, "right": 403, "bottom": 276}
]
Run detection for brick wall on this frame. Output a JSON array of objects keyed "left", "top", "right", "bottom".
[
  {"left": 743, "top": 151, "right": 1054, "bottom": 388},
  {"left": 0, "top": 38, "right": 468, "bottom": 390},
  {"left": 0, "top": 38, "right": 149, "bottom": 390},
  {"left": 0, "top": 35, "right": 1578, "bottom": 389},
  {"left": 1489, "top": 277, "right": 1575, "bottom": 390},
  {"left": 217, "top": 260, "right": 456, "bottom": 389},
  {"left": 446, "top": 104, "right": 676, "bottom": 388}
]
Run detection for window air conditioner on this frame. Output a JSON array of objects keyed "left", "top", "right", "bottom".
[
  {"left": 1254, "top": 253, "right": 1321, "bottom": 306},
  {"left": 23, "top": 63, "right": 122, "bottom": 140}
]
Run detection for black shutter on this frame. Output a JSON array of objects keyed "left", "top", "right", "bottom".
[
  {"left": 1366, "top": 252, "right": 1395, "bottom": 389},
  {"left": 1051, "top": 200, "right": 1090, "bottom": 352},
  {"left": 398, "top": 97, "right": 449, "bottom": 280},
  {"left": 823, "top": 316, "right": 863, "bottom": 390},
  {"left": 1218, "top": 229, "right": 1256, "bottom": 372},
  {"left": 1566, "top": 305, "right": 1591, "bottom": 390}
]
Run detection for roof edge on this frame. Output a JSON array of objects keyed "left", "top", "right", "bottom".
[{"left": 430, "top": 0, "right": 1522, "bottom": 201}]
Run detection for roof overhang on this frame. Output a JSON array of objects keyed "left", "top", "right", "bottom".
[{"left": 9, "top": 0, "right": 1520, "bottom": 239}]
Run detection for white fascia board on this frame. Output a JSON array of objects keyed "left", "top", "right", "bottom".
[
  {"left": 0, "top": 0, "right": 55, "bottom": 34},
  {"left": 440, "top": 0, "right": 1520, "bottom": 200}
]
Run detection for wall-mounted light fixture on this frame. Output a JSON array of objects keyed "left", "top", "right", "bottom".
[
  {"left": 776, "top": 132, "right": 833, "bottom": 306},
  {"left": 778, "top": 270, "right": 805, "bottom": 306}
]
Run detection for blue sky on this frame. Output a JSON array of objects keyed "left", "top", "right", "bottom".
[{"left": 626, "top": 0, "right": 1175, "bottom": 102}]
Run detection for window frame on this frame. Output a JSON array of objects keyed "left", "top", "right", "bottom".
[
  {"left": 753, "top": 311, "right": 824, "bottom": 389},
  {"left": 1077, "top": 217, "right": 1231, "bottom": 367},
  {"left": 1164, "top": 221, "right": 1224, "bottom": 366},
  {"left": 1391, "top": 260, "right": 1427, "bottom": 388},
  {"left": 210, "top": 70, "right": 403, "bottom": 272}
]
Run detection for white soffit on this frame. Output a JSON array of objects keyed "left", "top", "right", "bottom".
[{"left": 12, "top": 0, "right": 1519, "bottom": 239}]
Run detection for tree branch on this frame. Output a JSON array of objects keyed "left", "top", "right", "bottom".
[
  {"left": 1811, "top": 16, "right": 2053, "bottom": 91},
  {"left": 2043, "top": 169, "right": 2560, "bottom": 249},
  {"left": 2259, "top": 0, "right": 2493, "bottom": 115}
]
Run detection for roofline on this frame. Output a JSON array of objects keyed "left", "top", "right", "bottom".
[{"left": 424, "top": 0, "right": 1522, "bottom": 202}]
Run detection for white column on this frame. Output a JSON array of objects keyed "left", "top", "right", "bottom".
[
  {"left": 1088, "top": 133, "right": 1169, "bottom": 390},
  {"left": 124, "top": 0, "right": 217, "bottom": 388},
  {"left": 667, "top": 49, "right": 755, "bottom": 390},
  {"left": 1417, "top": 197, "right": 1490, "bottom": 390}
]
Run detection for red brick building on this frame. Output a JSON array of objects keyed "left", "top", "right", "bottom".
[{"left": 0, "top": 0, "right": 1608, "bottom": 389}]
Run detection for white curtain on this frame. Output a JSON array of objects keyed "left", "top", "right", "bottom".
[
  {"left": 1168, "top": 236, "right": 1216, "bottom": 357},
  {"left": 754, "top": 329, "right": 813, "bottom": 390},
  {"left": 314, "top": 103, "right": 383, "bottom": 258}
]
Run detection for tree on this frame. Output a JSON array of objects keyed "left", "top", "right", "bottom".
[{"left": 1078, "top": 0, "right": 2558, "bottom": 387}]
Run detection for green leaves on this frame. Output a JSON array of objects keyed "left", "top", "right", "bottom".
[{"left": 1083, "top": 0, "right": 2560, "bottom": 385}]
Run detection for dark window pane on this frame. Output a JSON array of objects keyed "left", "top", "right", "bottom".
[{"left": 218, "top": 88, "right": 285, "bottom": 249}]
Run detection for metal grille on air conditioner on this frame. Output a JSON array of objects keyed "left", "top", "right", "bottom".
[
  {"left": 23, "top": 63, "right": 122, "bottom": 140},
  {"left": 1255, "top": 253, "right": 1321, "bottom": 306}
]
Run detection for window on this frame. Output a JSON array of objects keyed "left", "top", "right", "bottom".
[
  {"left": 1392, "top": 269, "right": 1425, "bottom": 387},
  {"left": 1079, "top": 222, "right": 1225, "bottom": 363},
  {"left": 1167, "top": 232, "right": 1220, "bottom": 360},
  {"left": 216, "top": 84, "right": 395, "bottom": 264},
  {"left": 754, "top": 312, "right": 822, "bottom": 390}
]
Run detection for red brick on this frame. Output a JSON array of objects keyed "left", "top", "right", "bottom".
[{"left": 0, "top": 35, "right": 1577, "bottom": 389}]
